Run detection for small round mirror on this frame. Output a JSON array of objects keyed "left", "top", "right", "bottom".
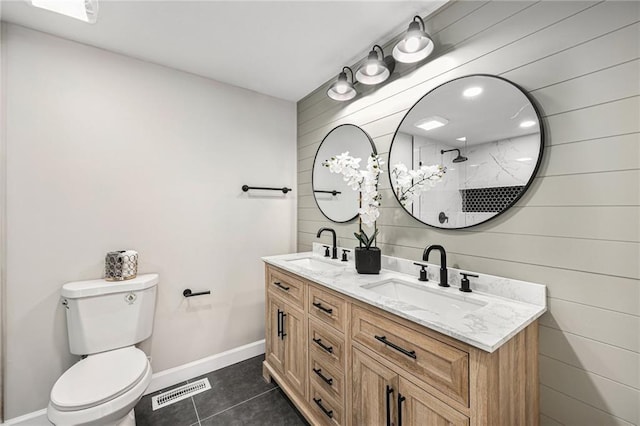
[
  {"left": 389, "top": 75, "right": 544, "bottom": 229},
  {"left": 312, "top": 124, "right": 377, "bottom": 223}
]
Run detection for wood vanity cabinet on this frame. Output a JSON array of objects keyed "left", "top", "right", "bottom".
[
  {"left": 263, "top": 265, "right": 539, "bottom": 426},
  {"left": 265, "top": 267, "right": 307, "bottom": 398}
]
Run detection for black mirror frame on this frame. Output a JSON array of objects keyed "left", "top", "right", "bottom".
[
  {"left": 388, "top": 74, "right": 545, "bottom": 230},
  {"left": 312, "top": 123, "right": 377, "bottom": 224}
]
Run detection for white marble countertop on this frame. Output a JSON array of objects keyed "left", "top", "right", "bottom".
[{"left": 262, "top": 244, "right": 546, "bottom": 353}]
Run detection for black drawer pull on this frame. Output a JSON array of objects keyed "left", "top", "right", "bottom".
[
  {"left": 374, "top": 335, "right": 417, "bottom": 359},
  {"left": 312, "top": 368, "right": 334, "bottom": 385},
  {"left": 313, "top": 398, "right": 333, "bottom": 418},
  {"left": 312, "top": 301, "right": 333, "bottom": 314},
  {"left": 312, "top": 337, "right": 333, "bottom": 354},
  {"left": 273, "top": 281, "right": 290, "bottom": 291}
]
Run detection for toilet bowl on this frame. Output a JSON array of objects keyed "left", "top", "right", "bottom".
[
  {"left": 48, "top": 347, "right": 152, "bottom": 426},
  {"left": 48, "top": 274, "right": 159, "bottom": 425}
]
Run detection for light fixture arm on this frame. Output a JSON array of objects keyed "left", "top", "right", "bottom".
[
  {"left": 372, "top": 44, "right": 385, "bottom": 59},
  {"left": 342, "top": 66, "right": 354, "bottom": 83},
  {"left": 412, "top": 16, "right": 425, "bottom": 31}
]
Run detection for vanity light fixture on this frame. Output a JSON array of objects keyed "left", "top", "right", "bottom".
[
  {"left": 327, "top": 67, "right": 357, "bottom": 101},
  {"left": 414, "top": 116, "right": 448, "bottom": 131},
  {"left": 456, "top": 137, "right": 467, "bottom": 142},
  {"left": 519, "top": 120, "right": 536, "bottom": 128},
  {"left": 463, "top": 87, "right": 483, "bottom": 98},
  {"left": 393, "top": 16, "right": 435, "bottom": 63},
  {"left": 356, "top": 45, "right": 395, "bottom": 85},
  {"left": 29, "top": 0, "right": 98, "bottom": 23},
  {"left": 516, "top": 157, "right": 533, "bottom": 162}
]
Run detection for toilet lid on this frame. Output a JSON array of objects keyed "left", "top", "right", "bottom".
[{"left": 51, "top": 347, "right": 149, "bottom": 411}]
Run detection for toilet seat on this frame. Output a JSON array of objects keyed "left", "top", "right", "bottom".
[
  {"left": 48, "top": 347, "right": 152, "bottom": 426},
  {"left": 51, "top": 347, "right": 149, "bottom": 411}
]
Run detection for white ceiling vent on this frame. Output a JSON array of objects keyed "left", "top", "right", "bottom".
[{"left": 151, "top": 378, "right": 211, "bottom": 411}]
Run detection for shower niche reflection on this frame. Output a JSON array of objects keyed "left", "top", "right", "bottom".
[{"left": 389, "top": 75, "right": 544, "bottom": 229}]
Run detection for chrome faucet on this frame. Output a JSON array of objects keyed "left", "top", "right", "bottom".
[
  {"left": 316, "top": 227, "right": 338, "bottom": 259},
  {"left": 423, "top": 245, "right": 449, "bottom": 287}
]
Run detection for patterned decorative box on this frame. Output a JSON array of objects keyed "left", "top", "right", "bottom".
[{"left": 105, "top": 250, "right": 138, "bottom": 281}]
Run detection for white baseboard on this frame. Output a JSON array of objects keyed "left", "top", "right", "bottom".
[
  {"left": 3, "top": 340, "right": 266, "bottom": 425},
  {"left": 145, "top": 339, "right": 265, "bottom": 394},
  {"left": 2, "top": 408, "right": 49, "bottom": 426}
]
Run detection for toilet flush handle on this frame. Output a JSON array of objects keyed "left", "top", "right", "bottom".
[{"left": 61, "top": 298, "right": 69, "bottom": 309}]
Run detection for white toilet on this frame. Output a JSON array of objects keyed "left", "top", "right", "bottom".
[{"left": 47, "top": 274, "right": 159, "bottom": 426}]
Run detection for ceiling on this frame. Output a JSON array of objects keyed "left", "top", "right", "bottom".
[
  {"left": 1, "top": 0, "right": 446, "bottom": 101},
  {"left": 400, "top": 75, "right": 541, "bottom": 147}
]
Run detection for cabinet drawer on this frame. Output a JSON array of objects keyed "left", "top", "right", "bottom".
[
  {"left": 309, "top": 383, "right": 344, "bottom": 426},
  {"left": 267, "top": 267, "right": 305, "bottom": 309},
  {"left": 308, "top": 285, "right": 347, "bottom": 333},
  {"left": 351, "top": 305, "right": 469, "bottom": 407},
  {"left": 310, "top": 351, "right": 345, "bottom": 405},
  {"left": 309, "top": 318, "right": 345, "bottom": 372}
]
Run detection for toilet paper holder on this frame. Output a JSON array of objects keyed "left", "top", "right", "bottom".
[{"left": 183, "top": 288, "right": 211, "bottom": 298}]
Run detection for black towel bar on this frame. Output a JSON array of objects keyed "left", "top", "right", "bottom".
[{"left": 242, "top": 185, "right": 291, "bottom": 194}]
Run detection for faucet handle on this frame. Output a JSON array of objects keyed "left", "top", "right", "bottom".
[
  {"left": 459, "top": 272, "right": 479, "bottom": 293},
  {"left": 322, "top": 245, "right": 331, "bottom": 257},
  {"left": 341, "top": 249, "right": 351, "bottom": 262},
  {"left": 413, "top": 262, "right": 429, "bottom": 282}
]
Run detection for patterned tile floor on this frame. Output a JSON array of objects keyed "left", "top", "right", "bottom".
[{"left": 135, "top": 355, "right": 308, "bottom": 426}]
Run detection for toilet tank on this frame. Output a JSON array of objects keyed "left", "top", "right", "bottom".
[{"left": 61, "top": 274, "right": 159, "bottom": 355}]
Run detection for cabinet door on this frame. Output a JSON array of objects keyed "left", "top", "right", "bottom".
[
  {"left": 266, "top": 295, "right": 285, "bottom": 374},
  {"left": 398, "top": 377, "right": 469, "bottom": 426},
  {"left": 352, "top": 348, "right": 399, "bottom": 426},
  {"left": 283, "top": 304, "right": 307, "bottom": 397}
]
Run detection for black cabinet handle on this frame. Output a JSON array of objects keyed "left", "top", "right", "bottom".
[
  {"left": 375, "top": 335, "right": 417, "bottom": 359},
  {"left": 312, "top": 302, "right": 333, "bottom": 314},
  {"left": 281, "top": 312, "right": 287, "bottom": 339},
  {"left": 277, "top": 309, "right": 282, "bottom": 338},
  {"left": 273, "top": 281, "right": 290, "bottom": 291},
  {"left": 312, "top": 338, "right": 333, "bottom": 354},
  {"left": 312, "top": 368, "right": 333, "bottom": 385},
  {"left": 313, "top": 398, "right": 333, "bottom": 419},
  {"left": 386, "top": 385, "right": 393, "bottom": 426},
  {"left": 398, "top": 393, "right": 406, "bottom": 426}
]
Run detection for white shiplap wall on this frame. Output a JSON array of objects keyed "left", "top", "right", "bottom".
[{"left": 296, "top": 1, "right": 640, "bottom": 425}]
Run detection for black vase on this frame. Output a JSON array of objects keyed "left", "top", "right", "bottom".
[{"left": 355, "top": 247, "right": 381, "bottom": 274}]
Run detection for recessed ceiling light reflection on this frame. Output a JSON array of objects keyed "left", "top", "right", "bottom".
[
  {"left": 414, "top": 116, "right": 448, "bottom": 131},
  {"left": 516, "top": 157, "right": 533, "bottom": 162},
  {"left": 456, "top": 137, "right": 466, "bottom": 142},
  {"left": 520, "top": 120, "right": 536, "bottom": 128},
  {"left": 463, "top": 87, "right": 483, "bottom": 98}
]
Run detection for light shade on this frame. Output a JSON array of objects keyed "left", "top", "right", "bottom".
[
  {"left": 327, "top": 67, "right": 357, "bottom": 101},
  {"left": 30, "top": 0, "right": 98, "bottom": 23},
  {"left": 356, "top": 45, "right": 394, "bottom": 85},
  {"left": 393, "top": 16, "right": 434, "bottom": 63}
]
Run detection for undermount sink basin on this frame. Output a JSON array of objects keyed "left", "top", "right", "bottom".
[
  {"left": 361, "top": 279, "right": 486, "bottom": 316},
  {"left": 287, "top": 257, "right": 344, "bottom": 272}
]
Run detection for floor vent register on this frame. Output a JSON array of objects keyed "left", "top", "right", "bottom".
[{"left": 151, "top": 378, "right": 211, "bottom": 411}]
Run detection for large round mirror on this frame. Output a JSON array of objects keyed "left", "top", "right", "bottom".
[
  {"left": 389, "top": 75, "right": 543, "bottom": 229},
  {"left": 313, "top": 124, "right": 377, "bottom": 223}
]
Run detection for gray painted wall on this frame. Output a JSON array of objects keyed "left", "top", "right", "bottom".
[
  {"left": 296, "top": 2, "right": 639, "bottom": 425},
  {"left": 2, "top": 24, "right": 296, "bottom": 419}
]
